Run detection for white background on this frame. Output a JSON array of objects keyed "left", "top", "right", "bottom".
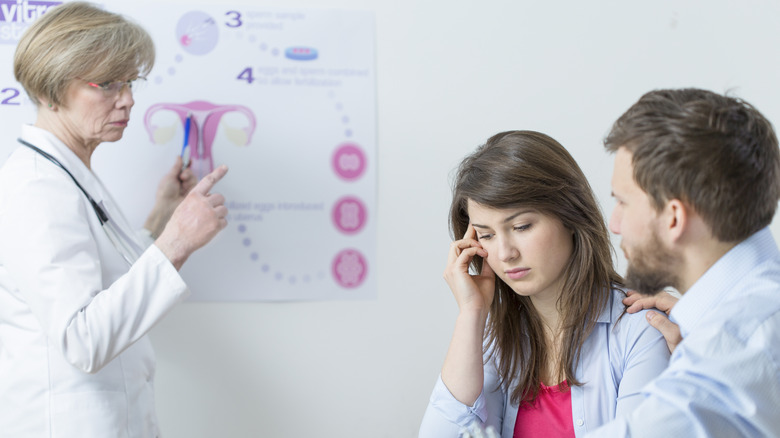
[{"left": 6, "top": 0, "right": 780, "bottom": 436}]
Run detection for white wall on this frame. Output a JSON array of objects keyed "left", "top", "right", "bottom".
[{"left": 141, "top": 1, "right": 780, "bottom": 436}]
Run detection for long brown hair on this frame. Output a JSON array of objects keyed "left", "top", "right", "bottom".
[{"left": 449, "top": 131, "right": 622, "bottom": 406}]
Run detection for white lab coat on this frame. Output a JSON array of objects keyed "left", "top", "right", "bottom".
[{"left": 0, "top": 125, "right": 190, "bottom": 437}]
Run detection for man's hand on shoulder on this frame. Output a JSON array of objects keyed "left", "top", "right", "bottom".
[{"left": 624, "top": 290, "right": 682, "bottom": 353}]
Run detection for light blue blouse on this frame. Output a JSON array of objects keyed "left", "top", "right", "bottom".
[{"left": 419, "top": 288, "right": 670, "bottom": 438}]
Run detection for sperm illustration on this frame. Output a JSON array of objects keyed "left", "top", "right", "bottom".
[{"left": 180, "top": 17, "right": 215, "bottom": 47}]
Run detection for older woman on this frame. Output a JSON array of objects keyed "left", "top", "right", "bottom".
[{"left": 0, "top": 3, "right": 228, "bottom": 436}]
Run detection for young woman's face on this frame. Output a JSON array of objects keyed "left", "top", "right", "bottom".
[{"left": 467, "top": 200, "right": 574, "bottom": 302}]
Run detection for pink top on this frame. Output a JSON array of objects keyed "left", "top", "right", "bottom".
[{"left": 513, "top": 381, "right": 575, "bottom": 438}]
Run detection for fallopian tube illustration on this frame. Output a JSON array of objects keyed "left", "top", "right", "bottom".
[{"left": 144, "top": 101, "right": 257, "bottom": 179}]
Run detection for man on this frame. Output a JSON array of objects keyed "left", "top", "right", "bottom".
[{"left": 587, "top": 88, "right": 780, "bottom": 437}]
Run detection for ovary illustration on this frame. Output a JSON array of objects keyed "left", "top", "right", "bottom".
[{"left": 144, "top": 101, "right": 257, "bottom": 179}]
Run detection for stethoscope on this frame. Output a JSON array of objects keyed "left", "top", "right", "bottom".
[
  {"left": 18, "top": 138, "right": 109, "bottom": 224},
  {"left": 17, "top": 138, "right": 140, "bottom": 266}
]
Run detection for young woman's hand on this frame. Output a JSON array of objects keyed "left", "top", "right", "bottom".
[
  {"left": 440, "top": 225, "right": 496, "bottom": 405},
  {"left": 443, "top": 225, "right": 496, "bottom": 315}
]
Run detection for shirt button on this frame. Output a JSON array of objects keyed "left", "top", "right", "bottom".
[{"left": 576, "top": 418, "right": 584, "bottom": 427}]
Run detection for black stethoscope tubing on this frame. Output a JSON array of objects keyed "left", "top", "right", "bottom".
[{"left": 17, "top": 138, "right": 109, "bottom": 225}]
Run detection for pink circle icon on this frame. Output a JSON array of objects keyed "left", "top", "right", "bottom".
[
  {"left": 332, "top": 196, "right": 367, "bottom": 235},
  {"left": 332, "top": 143, "right": 366, "bottom": 181},
  {"left": 332, "top": 249, "right": 368, "bottom": 288}
]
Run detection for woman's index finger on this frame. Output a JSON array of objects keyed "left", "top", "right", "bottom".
[{"left": 464, "top": 224, "right": 477, "bottom": 240}]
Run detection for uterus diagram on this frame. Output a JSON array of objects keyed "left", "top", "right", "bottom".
[{"left": 144, "top": 101, "right": 257, "bottom": 179}]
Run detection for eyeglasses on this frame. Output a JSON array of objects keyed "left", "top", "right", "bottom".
[{"left": 84, "top": 77, "right": 147, "bottom": 96}]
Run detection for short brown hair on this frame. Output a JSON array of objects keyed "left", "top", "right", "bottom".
[
  {"left": 450, "top": 130, "right": 622, "bottom": 406},
  {"left": 14, "top": 1, "right": 154, "bottom": 107},
  {"left": 605, "top": 88, "right": 780, "bottom": 242}
]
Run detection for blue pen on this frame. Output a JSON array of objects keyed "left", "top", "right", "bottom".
[{"left": 181, "top": 113, "right": 192, "bottom": 169}]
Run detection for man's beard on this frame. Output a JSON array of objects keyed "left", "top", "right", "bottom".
[{"left": 624, "top": 230, "right": 681, "bottom": 296}]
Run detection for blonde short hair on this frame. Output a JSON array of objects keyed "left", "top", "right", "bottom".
[{"left": 14, "top": 1, "right": 155, "bottom": 107}]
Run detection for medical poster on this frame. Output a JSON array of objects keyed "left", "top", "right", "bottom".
[{"left": 0, "top": 1, "right": 377, "bottom": 301}]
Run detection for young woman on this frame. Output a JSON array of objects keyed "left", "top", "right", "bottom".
[{"left": 419, "top": 131, "right": 670, "bottom": 437}]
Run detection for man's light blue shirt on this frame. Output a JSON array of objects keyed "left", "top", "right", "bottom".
[
  {"left": 419, "top": 288, "right": 670, "bottom": 438},
  {"left": 588, "top": 227, "right": 780, "bottom": 437}
]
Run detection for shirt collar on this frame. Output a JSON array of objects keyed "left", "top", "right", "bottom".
[
  {"left": 594, "top": 286, "right": 621, "bottom": 324},
  {"left": 670, "top": 227, "right": 779, "bottom": 337}
]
